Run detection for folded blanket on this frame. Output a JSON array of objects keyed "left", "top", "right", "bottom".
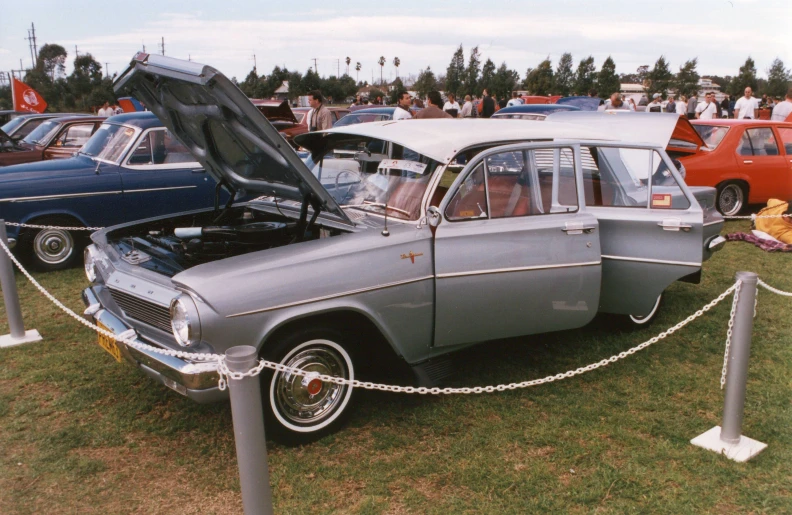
[{"left": 726, "top": 232, "right": 792, "bottom": 252}]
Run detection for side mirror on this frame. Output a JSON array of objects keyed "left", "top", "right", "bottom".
[{"left": 427, "top": 206, "right": 441, "bottom": 228}]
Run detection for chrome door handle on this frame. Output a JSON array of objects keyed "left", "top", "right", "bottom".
[
  {"left": 658, "top": 219, "right": 692, "bottom": 232},
  {"left": 743, "top": 160, "right": 753, "bottom": 164},
  {"left": 562, "top": 222, "right": 596, "bottom": 235}
]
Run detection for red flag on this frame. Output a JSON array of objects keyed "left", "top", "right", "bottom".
[{"left": 11, "top": 78, "right": 48, "bottom": 113}]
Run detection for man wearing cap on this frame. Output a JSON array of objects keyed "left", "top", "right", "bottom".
[{"left": 646, "top": 93, "right": 664, "bottom": 113}]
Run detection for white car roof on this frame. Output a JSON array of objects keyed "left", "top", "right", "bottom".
[
  {"left": 320, "top": 119, "right": 615, "bottom": 163},
  {"left": 546, "top": 111, "right": 686, "bottom": 149}
]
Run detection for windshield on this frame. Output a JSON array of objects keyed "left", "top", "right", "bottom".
[
  {"left": 693, "top": 125, "right": 730, "bottom": 150},
  {"left": 303, "top": 135, "right": 441, "bottom": 220},
  {"left": 80, "top": 123, "right": 137, "bottom": 162},
  {"left": 1, "top": 116, "right": 27, "bottom": 135},
  {"left": 22, "top": 119, "right": 60, "bottom": 145}
]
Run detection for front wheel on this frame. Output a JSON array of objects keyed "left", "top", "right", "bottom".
[
  {"left": 30, "top": 226, "right": 79, "bottom": 271},
  {"left": 263, "top": 327, "right": 357, "bottom": 445}
]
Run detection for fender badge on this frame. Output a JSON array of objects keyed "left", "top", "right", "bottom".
[{"left": 400, "top": 251, "right": 424, "bottom": 263}]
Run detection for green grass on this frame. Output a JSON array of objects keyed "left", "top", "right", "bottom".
[{"left": 1, "top": 220, "right": 792, "bottom": 514}]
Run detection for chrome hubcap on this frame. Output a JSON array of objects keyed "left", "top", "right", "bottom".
[
  {"left": 33, "top": 229, "right": 74, "bottom": 264},
  {"left": 719, "top": 185, "right": 743, "bottom": 216},
  {"left": 273, "top": 343, "right": 350, "bottom": 427}
]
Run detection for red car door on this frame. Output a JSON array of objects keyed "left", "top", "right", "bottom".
[
  {"left": 777, "top": 127, "right": 792, "bottom": 199},
  {"left": 734, "top": 125, "right": 789, "bottom": 202}
]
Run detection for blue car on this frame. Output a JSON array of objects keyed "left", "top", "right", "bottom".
[
  {"left": 0, "top": 111, "right": 221, "bottom": 271},
  {"left": 491, "top": 104, "right": 582, "bottom": 120},
  {"left": 334, "top": 107, "right": 396, "bottom": 127}
]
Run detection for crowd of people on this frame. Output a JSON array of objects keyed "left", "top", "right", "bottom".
[
  {"left": 602, "top": 87, "right": 792, "bottom": 121},
  {"left": 302, "top": 85, "right": 792, "bottom": 133}
]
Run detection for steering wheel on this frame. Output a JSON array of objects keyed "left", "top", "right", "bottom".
[{"left": 334, "top": 169, "right": 363, "bottom": 203}]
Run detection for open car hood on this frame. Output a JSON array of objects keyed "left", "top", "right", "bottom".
[
  {"left": 546, "top": 111, "right": 706, "bottom": 154},
  {"left": 253, "top": 100, "right": 299, "bottom": 124},
  {"left": 114, "top": 53, "right": 352, "bottom": 225}
]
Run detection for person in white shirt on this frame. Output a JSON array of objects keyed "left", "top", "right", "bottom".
[
  {"left": 695, "top": 93, "right": 719, "bottom": 119},
  {"left": 603, "top": 92, "right": 633, "bottom": 111},
  {"left": 770, "top": 89, "right": 792, "bottom": 122},
  {"left": 646, "top": 93, "right": 664, "bottom": 113},
  {"left": 506, "top": 92, "right": 523, "bottom": 107},
  {"left": 676, "top": 95, "right": 688, "bottom": 115},
  {"left": 97, "top": 101, "right": 114, "bottom": 117},
  {"left": 392, "top": 91, "right": 413, "bottom": 120},
  {"left": 459, "top": 95, "right": 474, "bottom": 118},
  {"left": 442, "top": 93, "right": 460, "bottom": 118},
  {"left": 734, "top": 87, "right": 760, "bottom": 119}
]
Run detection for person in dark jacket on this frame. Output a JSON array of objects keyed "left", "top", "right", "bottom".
[{"left": 480, "top": 88, "right": 495, "bottom": 118}]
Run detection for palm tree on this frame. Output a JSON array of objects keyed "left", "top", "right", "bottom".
[
  {"left": 355, "top": 61, "right": 361, "bottom": 82},
  {"left": 378, "top": 56, "right": 386, "bottom": 85},
  {"left": 393, "top": 57, "right": 400, "bottom": 80},
  {"left": 345, "top": 56, "right": 351, "bottom": 76}
]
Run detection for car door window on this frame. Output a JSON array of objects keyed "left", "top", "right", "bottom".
[
  {"left": 583, "top": 146, "right": 690, "bottom": 209},
  {"left": 446, "top": 147, "right": 579, "bottom": 221},
  {"left": 777, "top": 128, "right": 792, "bottom": 155},
  {"left": 738, "top": 128, "right": 779, "bottom": 156},
  {"left": 126, "top": 129, "right": 198, "bottom": 167},
  {"left": 56, "top": 124, "right": 94, "bottom": 148}
]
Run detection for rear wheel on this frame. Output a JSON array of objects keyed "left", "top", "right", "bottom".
[
  {"left": 627, "top": 293, "right": 663, "bottom": 326},
  {"left": 262, "top": 327, "right": 357, "bottom": 445},
  {"left": 23, "top": 216, "right": 84, "bottom": 272},
  {"left": 716, "top": 181, "right": 746, "bottom": 216}
]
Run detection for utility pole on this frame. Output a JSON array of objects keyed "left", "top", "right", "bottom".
[
  {"left": 105, "top": 62, "right": 110, "bottom": 78},
  {"left": 312, "top": 58, "right": 318, "bottom": 74},
  {"left": 159, "top": 37, "right": 165, "bottom": 56},
  {"left": 252, "top": 53, "right": 257, "bottom": 74},
  {"left": 75, "top": 45, "right": 79, "bottom": 58},
  {"left": 25, "top": 23, "right": 38, "bottom": 68},
  {"left": 336, "top": 58, "right": 340, "bottom": 78}
]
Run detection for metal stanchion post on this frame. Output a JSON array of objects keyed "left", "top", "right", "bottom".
[
  {"left": 0, "top": 221, "right": 42, "bottom": 347},
  {"left": 691, "top": 271, "right": 766, "bottom": 462},
  {"left": 225, "top": 346, "right": 274, "bottom": 515}
]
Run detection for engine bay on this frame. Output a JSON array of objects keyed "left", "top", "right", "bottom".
[{"left": 106, "top": 205, "right": 343, "bottom": 276}]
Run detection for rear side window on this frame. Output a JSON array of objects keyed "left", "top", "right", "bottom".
[
  {"left": 738, "top": 128, "right": 779, "bottom": 156},
  {"left": 582, "top": 147, "right": 690, "bottom": 210},
  {"left": 776, "top": 128, "right": 792, "bottom": 155}
]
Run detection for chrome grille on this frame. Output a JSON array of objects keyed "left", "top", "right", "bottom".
[{"left": 109, "top": 287, "right": 172, "bottom": 333}]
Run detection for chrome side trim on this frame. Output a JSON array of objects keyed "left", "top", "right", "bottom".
[
  {"left": 124, "top": 185, "right": 198, "bottom": 194},
  {"left": 602, "top": 254, "right": 700, "bottom": 267},
  {"left": 227, "top": 275, "right": 435, "bottom": 318},
  {"left": 435, "top": 260, "right": 601, "bottom": 279},
  {"left": 703, "top": 219, "right": 725, "bottom": 227},
  {"left": 0, "top": 190, "right": 122, "bottom": 203}
]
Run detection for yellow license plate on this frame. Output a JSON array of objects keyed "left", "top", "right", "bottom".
[{"left": 96, "top": 322, "right": 122, "bottom": 363}]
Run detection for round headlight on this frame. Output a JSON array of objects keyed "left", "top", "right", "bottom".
[
  {"left": 170, "top": 294, "right": 201, "bottom": 347},
  {"left": 84, "top": 245, "right": 97, "bottom": 282}
]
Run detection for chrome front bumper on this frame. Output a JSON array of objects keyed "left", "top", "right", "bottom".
[{"left": 82, "top": 285, "right": 227, "bottom": 403}]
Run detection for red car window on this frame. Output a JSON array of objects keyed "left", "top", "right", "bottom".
[
  {"left": 739, "top": 128, "right": 779, "bottom": 156},
  {"left": 778, "top": 128, "right": 792, "bottom": 155}
]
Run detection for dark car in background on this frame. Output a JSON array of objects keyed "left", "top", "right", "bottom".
[
  {"left": 1, "top": 113, "right": 87, "bottom": 142},
  {"left": 0, "top": 111, "right": 220, "bottom": 270},
  {"left": 0, "top": 115, "right": 104, "bottom": 166},
  {"left": 251, "top": 99, "right": 348, "bottom": 148}
]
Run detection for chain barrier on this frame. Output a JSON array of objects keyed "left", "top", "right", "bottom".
[
  {"left": 4, "top": 234, "right": 792, "bottom": 395},
  {"left": 3, "top": 221, "right": 104, "bottom": 231},
  {"left": 1, "top": 236, "right": 747, "bottom": 396},
  {"left": 723, "top": 213, "right": 792, "bottom": 221}
]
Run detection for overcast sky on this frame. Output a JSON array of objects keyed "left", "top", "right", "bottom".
[{"left": 2, "top": 0, "right": 791, "bottom": 85}]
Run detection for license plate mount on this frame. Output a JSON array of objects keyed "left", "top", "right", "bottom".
[{"left": 96, "top": 322, "right": 122, "bottom": 363}]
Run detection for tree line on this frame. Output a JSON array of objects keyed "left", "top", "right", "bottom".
[{"left": 1, "top": 43, "right": 790, "bottom": 111}]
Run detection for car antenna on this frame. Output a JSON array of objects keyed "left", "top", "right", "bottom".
[
  {"left": 94, "top": 160, "right": 101, "bottom": 174},
  {"left": 381, "top": 191, "right": 390, "bottom": 237}
]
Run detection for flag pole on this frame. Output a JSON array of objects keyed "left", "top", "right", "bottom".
[{"left": 10, "top": 73, "right": 16, "bottom": 111}]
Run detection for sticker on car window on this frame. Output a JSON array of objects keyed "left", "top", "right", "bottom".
[
  {"left": 651, "top": 193, "right": 672, "bottom": 208},
  {"left": 377, "top": 159, "right": 427, "bottom": 175}
]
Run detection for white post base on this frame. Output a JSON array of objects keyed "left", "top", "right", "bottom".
[
  {"left": 0, "top": 329, "right": 43, "bottom": 348},
  {"left": 691, "top": 426, "right": 767, "bottom": 463}
]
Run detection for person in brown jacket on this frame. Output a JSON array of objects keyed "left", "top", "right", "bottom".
[
  {"left": 413, "top": 91, "right": 453, "bottom": 119},
  {"left": 308, "top": 90, "right": 333, "bottom": 131}
]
